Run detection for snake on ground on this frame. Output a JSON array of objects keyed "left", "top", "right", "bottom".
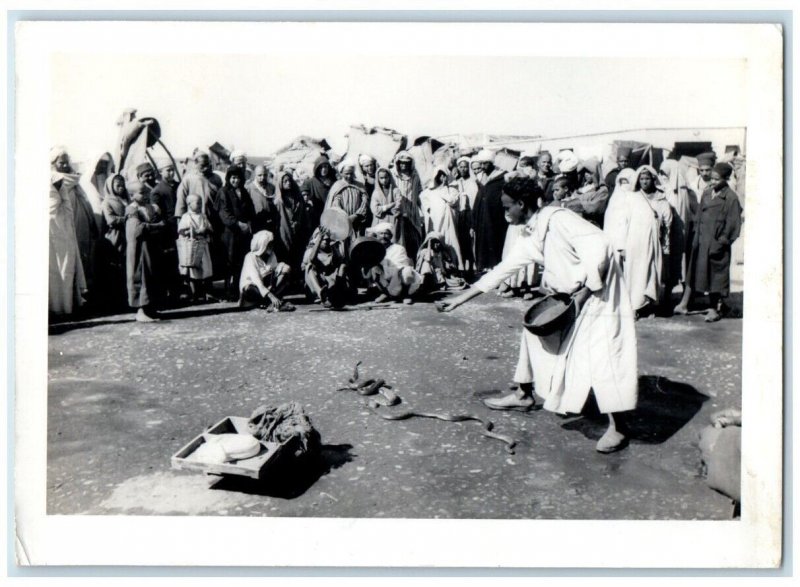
[{"left": 339, "top": 362, "right": 517, "bottom": 455}]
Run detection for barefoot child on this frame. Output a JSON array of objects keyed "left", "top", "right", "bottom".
[
  {"left": 440, "top": 177, "right": 638, "bottom": 453},
  {"left": 177, "top": 193, "right": 213, "bottom": 302}
]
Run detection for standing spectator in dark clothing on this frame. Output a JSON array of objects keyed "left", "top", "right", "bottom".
[
  {"left": 471, "top": 149, "right": 507, "bottom": 272},
  {"left": 150, "top": 160, "right": 182, "bottom": 304},
  {"left": 675, "top": 162, "right": 742, "bottom": 322},
  {"left": 215, "top": 166, "right": 255, "bottom": 299},
  {"left": 307, "top": 155, "right": 335, "bottom": 229},
  {"left": 604, "top": 146, "right": 633, "bottom": 197},
  {"left": 359, "top": 154, "right": 377, "bottom": 228}
]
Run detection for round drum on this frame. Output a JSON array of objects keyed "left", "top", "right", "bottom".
[
  {"left": 320, "top": 208, "right": 351, "bottom": 241},
  {"left": 349, "top": 236, "right": 386, "bottom": 269}
]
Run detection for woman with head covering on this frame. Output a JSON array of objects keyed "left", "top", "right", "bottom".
[
  {"left": 49, "top": 147, "right": 88, "bottom": 317},
  {"left": 452, "top": 156, "right": 478, "bottom": 276},
  {"left": 274, "top": 170, "right": 311, "bottom": 278},
  {"left": 675, "top": 162, "right": 742, "bottom": 322},
  {"left": 247, "top": 164, "right": 279, "bottom": 235},
  {"left": 441, "top": 177, "right": 637, "bottom": 454},
  {"left": 215, "top": 165, "right": 255, "bottom": 299},
  {"left": 307, "top": 156, "right": 335, "bottom": 227},
  {"left": 96, "top": 174, "right": 131, "bottom": 311},
  {"left": 659, "top": 159, "right": 697, "bottom": 296},
  {"left": 370, "top": 166, "right": 424, "bottom": 261},
  {"left": 50, "top": 147, "right": 100, "bottom": 309},
  {"left": 238, "top": 230, "right": 294, "bottom": 311},
  {"left": 603, "top": 166, "right": 663, "bottom": 318},
  {"left": 79, "top": 152, "right": 115, "bottom": 229},
  {"left": 419, "top": 167, "right": 463, "bottom": 270},
  {"left": 177, "top": 193, "right": 214, "bottom": 302},
  {"left": 125, "top": 183, "right": 167, "bottom": 322},
  {"left": 326, "top": 160, "right": 370, "bottom": 237},
  {"left": 635, "top": 165, "right": 674, "bottom": 312}
]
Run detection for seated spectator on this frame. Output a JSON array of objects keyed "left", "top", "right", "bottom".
[
  {"left": 366, "top": 222, "right": 423, "bottom": 304},
  {"left": 415, "top": 232, "right": 466, "bottom": 293},
  {"left": 238, "top": 230, "right": 295, "bottom": 312},
  {"left": 302, "top": 227, "right": 353, "bottom": 308}
]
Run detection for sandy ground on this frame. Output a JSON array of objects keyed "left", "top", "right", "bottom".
[{"left": 45, "top": 274, "right": 743, "bottom": 520}]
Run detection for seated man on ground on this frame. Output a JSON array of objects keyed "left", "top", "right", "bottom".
[
  {"left": 415, "top": 232, "right": 466, "bottom": 293},
  {"left": 302, "top": 226, "right": 353, "bottom": 308},
  {"left": 238, "top": 230, "right": 295, "bottom": 312},
  {"left": 366, "top": 222, "right": 423, "bottom": 304}
]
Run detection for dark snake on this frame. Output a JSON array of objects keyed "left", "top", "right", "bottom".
[{"left": 338, "top": 362, "right": 517, "bottom": 455}]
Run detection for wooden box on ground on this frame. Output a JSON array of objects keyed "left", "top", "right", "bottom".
[{"left": 171, "top": 416, "right": 288, "bottom": 480}]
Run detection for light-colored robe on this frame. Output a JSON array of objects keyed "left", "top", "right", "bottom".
[
  {"left": 419, "top": 184, "right": 463, "bottom": 269},
  {"left": 603, "top": 189, "right": 662, "bottom": 310},
  {"left": 49, "top": 180, "right": 86, "bottom": 315},
  {"left": 476, "top": 207, "right": 638, "bottom": 415}
]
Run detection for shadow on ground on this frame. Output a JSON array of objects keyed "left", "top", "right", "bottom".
[
  {"left": 561, "top": 375, "right": 709, "bottom": 444},
  {"left": 208, "top": 443, "right": 355, "bottom": 499}
]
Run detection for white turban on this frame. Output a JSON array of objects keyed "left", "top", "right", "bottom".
[
  {"left": 372, "top": 221, "right": 394, "bottom": 236},
  {"left": 474, "top": 149, "right": 496, "bottom": 163},
  {"left": 358, "top": 153, "right": 375, "bottom": 166},
  {"left": 456, "top": 156, "right": 471, "bottom": 166},
  {"left": 557, "top": 150, "right": 579, "bottom": 173},
  {"left": 230, "top": 150, "right": 247, "bottom": 161},
  {"left": 50, "top": 146, "right": 68, "bottom": 165},
  {"left": 338, "top": 159, "right": 357, "bottom": 173}
]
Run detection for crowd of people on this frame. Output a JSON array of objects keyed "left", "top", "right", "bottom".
[{"left": 49, "top": 142, "right": 742, "bottom": 326}]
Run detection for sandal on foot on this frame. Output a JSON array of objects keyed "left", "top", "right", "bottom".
[
  {"left": 483, "top": 392, "right": 536, "bottom": 412},
  {"left": 704, "top": 309, "right": 721, "bottom": 322},
  {"left": 596, "top": 428, "right": 628, "bottom": 453}
]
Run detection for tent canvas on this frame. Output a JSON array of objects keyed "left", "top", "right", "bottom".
[{"left": 346, "top": 125, "right": 407, "bottom": 170}]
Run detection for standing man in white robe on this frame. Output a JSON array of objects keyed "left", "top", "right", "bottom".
[{"left": 441, "top": 177, "right": 638, "bottom": 453}]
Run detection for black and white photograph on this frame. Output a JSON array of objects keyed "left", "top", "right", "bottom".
[{"left": 13, "top": 18, "right": 784, "bottom": 569}]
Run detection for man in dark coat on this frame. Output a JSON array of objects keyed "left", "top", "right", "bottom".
[
  {"left": 471, "top": 149, "right": 508, "bottom": 272},
  {"left": 216, "top": 166, "right": 255, "bottom": 299},
  {"left": 675, "top": 162, "right": 742, "bottom": 321}
]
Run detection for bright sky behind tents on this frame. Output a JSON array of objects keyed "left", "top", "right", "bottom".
[{"left": 52, "top": 53, "right": 746, "bottom": 164}]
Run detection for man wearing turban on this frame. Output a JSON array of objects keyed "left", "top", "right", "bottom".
[{"left": 367, "top": 222, "right": 423, "bottom": 304}]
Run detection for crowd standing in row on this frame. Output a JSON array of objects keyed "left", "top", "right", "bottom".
[{"left": 49, "top": 143, "right": 742, "bottom": 325}]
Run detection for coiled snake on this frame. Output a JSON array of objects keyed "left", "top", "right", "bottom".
[{"left": 337, "top": 362, "right": 517, "bottom": 455}]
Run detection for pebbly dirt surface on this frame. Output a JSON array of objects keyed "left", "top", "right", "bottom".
[{"left": 46, "top": 290, "right": 742, "bottom": 520}]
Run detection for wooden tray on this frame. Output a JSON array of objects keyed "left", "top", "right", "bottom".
[{"left": 171, "top": 416, "right": 286, "bottom": 480}]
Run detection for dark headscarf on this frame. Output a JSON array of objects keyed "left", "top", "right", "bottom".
[{"left": 224, "top": 165, "right": 246, "bottom": 187}]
